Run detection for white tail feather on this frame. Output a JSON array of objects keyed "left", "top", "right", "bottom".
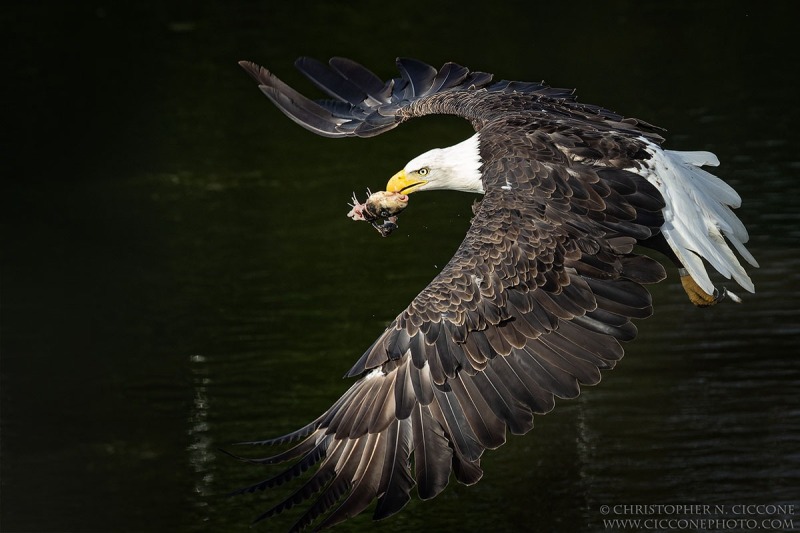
[{"left": 636, "top": 142, "right": 758, "bottom": 295}]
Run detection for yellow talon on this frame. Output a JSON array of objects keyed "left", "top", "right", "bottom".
[{"left": 679, "top": 268, "right": 721, "bottom": 307}]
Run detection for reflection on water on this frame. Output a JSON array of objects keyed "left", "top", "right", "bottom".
[
  {"left": 188, "top": 354, "right": 213, "bottom": 519},
  {"left": 3, "top": 2, "right": 799, "bottom": 532}
]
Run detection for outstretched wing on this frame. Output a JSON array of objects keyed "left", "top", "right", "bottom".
[
  {"left": 239, "top": 57, "right": 664, "bottom": 140},
  {"left": 230, "top": 117, "right": 667, "bottom": 531},
  {"left": 238, "top": 57, "right": 492, "bottom": 137}
]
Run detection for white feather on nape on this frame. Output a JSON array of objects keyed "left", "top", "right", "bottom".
[
  {"left": 635, "top": 140, "right": 758, "bottom": 295},
  {"left": 406, "top": 134, "right": 484, "bottom": 193}
]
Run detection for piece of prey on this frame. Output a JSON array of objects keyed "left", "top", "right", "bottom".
[{"left": 347, "top": 190, "right": 409, "bottom": 237}]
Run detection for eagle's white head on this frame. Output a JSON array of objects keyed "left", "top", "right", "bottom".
[{"left": 386, "top": 134, "right": 484, "bottom": 194}]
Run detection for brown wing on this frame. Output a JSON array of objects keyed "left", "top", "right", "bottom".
[
  {"left": 239, "top": 57, "right": 664, "bottom": 141},
  {"left": 229, "top": 124, "right": 667, "bottom": 531}
]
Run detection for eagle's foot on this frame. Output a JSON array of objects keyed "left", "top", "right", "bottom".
[{"left": 679, "top": 269, "right": 742, "bottom": 307}]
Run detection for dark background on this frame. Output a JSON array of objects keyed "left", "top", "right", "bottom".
[{"left": 2, "top": 1, "right": 799, "bottom": 532}]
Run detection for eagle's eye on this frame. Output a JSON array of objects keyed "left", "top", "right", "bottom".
[{"left": 417, "top": 167, "right": 429, "bottom": 176}]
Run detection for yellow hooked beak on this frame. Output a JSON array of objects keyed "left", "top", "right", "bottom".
[{"left": 386, "top": 169, "right": 427, "bottom": 194}]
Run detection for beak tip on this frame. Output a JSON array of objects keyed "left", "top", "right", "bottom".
[{"left": 386, "top": 169, "right": 406, "bottom": 193}]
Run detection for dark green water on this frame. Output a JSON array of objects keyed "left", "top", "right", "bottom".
[{"left": 3, "top": 2, "right": 799, "bottom": 532}]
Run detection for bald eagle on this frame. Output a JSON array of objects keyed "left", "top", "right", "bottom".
[{"left": 233, "top": 57, "right": 757, "bottom": 531}]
